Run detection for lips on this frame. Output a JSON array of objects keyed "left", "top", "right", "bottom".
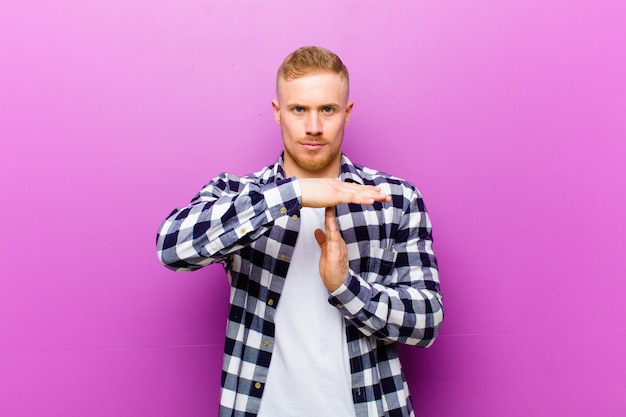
[{"left": 301, "top": 141, "right": 325, "bottom": 151}]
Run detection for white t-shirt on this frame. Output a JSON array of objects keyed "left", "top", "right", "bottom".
[{"left": 257, "top": 207, "right": 356, "bottom": 417}]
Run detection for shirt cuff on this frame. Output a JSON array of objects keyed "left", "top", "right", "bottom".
[
  {"left": 328, "top": 272, "right": 368, "bottom": 314},
  {"left": 261, "top": 177, "right": 301, "bottom": 220}
]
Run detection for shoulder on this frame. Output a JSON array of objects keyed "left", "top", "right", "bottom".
[
  {"left": 193, "top": 162, "right": 278, "bottom": 200},
  {"left": 341, "top": 154, "right": 426, "bottom": 210},
  {"left": 210, "top": 162, "right": 278, "bottom": 188},
  {"left": 342, "top": 154, "right": 417, "bottom": 192},
  {"left": 355, "top": 163, "right": 423, "bottom": 198},
  {"left": 354, "top": 163, "right": 431, "bottom": 215}
]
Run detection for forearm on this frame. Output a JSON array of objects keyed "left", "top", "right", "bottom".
[
  {"left": 329, "top": 190, "right": 444, "bottom": 346},
  {"left": 156, "top": 176, "right": 301, "bottom": 271},
  {"left": 329, "top": 270, "right": 443, "bottom": 347}
]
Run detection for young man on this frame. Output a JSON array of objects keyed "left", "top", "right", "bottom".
[{"left": 156, "top": 46, "right": 443, "bottom": 417}]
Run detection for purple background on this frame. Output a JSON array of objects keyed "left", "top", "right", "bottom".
[{"left": 2, "top": 1, "right": 625, "bottom": 416}]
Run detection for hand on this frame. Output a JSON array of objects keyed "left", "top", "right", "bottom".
[
  {"left": 299, "top": 178, "right": 391, "bottom": 208},
  {"left": 314, "top": 207, "right": 350, "bottom": 292}
]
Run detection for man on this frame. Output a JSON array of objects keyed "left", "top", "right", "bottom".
[{"left": 156, "top": 46, "right": 443, "bottom": 417}]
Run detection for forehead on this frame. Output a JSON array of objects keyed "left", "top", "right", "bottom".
[{"left": 277, "top": 72, "right": 349, "bottom": 103}]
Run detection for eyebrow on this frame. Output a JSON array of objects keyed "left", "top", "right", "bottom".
[{"left": 287, "top": 103, "right": 340, "bottom": 109}]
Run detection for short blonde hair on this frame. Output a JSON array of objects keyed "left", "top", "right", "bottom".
[{"left": 277, "top": 46, "right": 349, "bottom": 87}]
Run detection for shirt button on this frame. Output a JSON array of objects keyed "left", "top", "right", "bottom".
[
  {"left": 239, "top": 227, "right": 246, "bottom": 234},
  {"left": 291, "top": 214, "right": 299, "bottom": 220},
  {"left": 267, "top": 299, "right": 274, "bottom": 306},
  {"left": 280, "top": 254, "right": 287, "bottom": 261},
  {"left": 336, "top": 304, "right": 344, "bottom": 309},
  {"left": 263, "top": 340, "right": 270, "bottom": 347},
  {"left": 280, "top": 206, "right": 287, "bottom": 214},
  {"left": 255, "top": 382, "right": 262, "bottom": 389}
]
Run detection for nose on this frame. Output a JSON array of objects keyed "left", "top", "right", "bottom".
[{"left": 305, "top": 112, "right": 322, "bottom": 136}]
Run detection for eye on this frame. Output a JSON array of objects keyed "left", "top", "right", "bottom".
[
  {"left": 322, "top": 106, "right": 334, "bottom": 114},
  {"left": 293, "top": 106, "right": 304, "bottom": 113}
]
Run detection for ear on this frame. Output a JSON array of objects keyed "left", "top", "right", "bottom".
[
  {"left": 272, "top": 99, "right": 281, "bottom": 125},
  {"left": 344, "top": 101, "right": 354, "bottom": 126}
]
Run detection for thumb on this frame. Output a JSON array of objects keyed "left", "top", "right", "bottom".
[{"left": 314, "top": 228, "right": 326, "bottom": 247}]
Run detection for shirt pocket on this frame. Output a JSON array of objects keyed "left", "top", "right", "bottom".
[{"left": 349, "top": 243, "right": 398, "bottom": 284}]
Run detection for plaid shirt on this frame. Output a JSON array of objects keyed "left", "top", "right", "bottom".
[{"left": 156, "top": 154, "right": 443, "bottom": 417}]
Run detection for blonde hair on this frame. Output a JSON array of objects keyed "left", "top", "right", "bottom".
[{"left": 277, "top": 46, "right": 349, "bottom": 87}]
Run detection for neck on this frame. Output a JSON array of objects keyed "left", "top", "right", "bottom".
[{"left": 283, "top": 157, "right": 341, "bottom": 179}]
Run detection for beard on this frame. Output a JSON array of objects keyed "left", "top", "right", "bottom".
[{"left": 285, "top": 136, "right": 343, "bottom": 174}]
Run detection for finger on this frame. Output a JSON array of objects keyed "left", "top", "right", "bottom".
[
  {"left": 324, "top": 208, "right": 345, "bottom": 256},
  {"left": 314, "top": 228, "right": 326, "bottom": 246},
  {"left": 324, "top": 207, "right": 339, "bottom": 237},
  {"left": 338, "top": 184, "right": 390, "bottom": 205},
  {"left": 324, "top": 205, "right": 336, "bottom": 223},
  {"left": 342, "top": 183, "right": 380, "bottom": 192}
]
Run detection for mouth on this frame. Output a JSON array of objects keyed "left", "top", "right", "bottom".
[
  {"left": 301, "top": 142, "right": 325, "bottom": 151},
  {"left": 300, "top": 138, "right": 326, "bottom": 151}
]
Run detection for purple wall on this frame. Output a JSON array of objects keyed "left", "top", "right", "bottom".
[{"left": 2, "top": 1, "right": 625, "bottom": 416}]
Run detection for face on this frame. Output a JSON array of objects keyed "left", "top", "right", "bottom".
[{"left": 272, "top": 71, "right": 353, "bottom": 178}]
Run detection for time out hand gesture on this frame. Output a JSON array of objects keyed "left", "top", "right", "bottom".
[{"left": 302, "top": 178, "right": 389, "bottom": 291}]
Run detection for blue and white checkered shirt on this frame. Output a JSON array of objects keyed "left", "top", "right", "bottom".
[{"left": 156, "top": 154, "right": 443, "bottom": 417}]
